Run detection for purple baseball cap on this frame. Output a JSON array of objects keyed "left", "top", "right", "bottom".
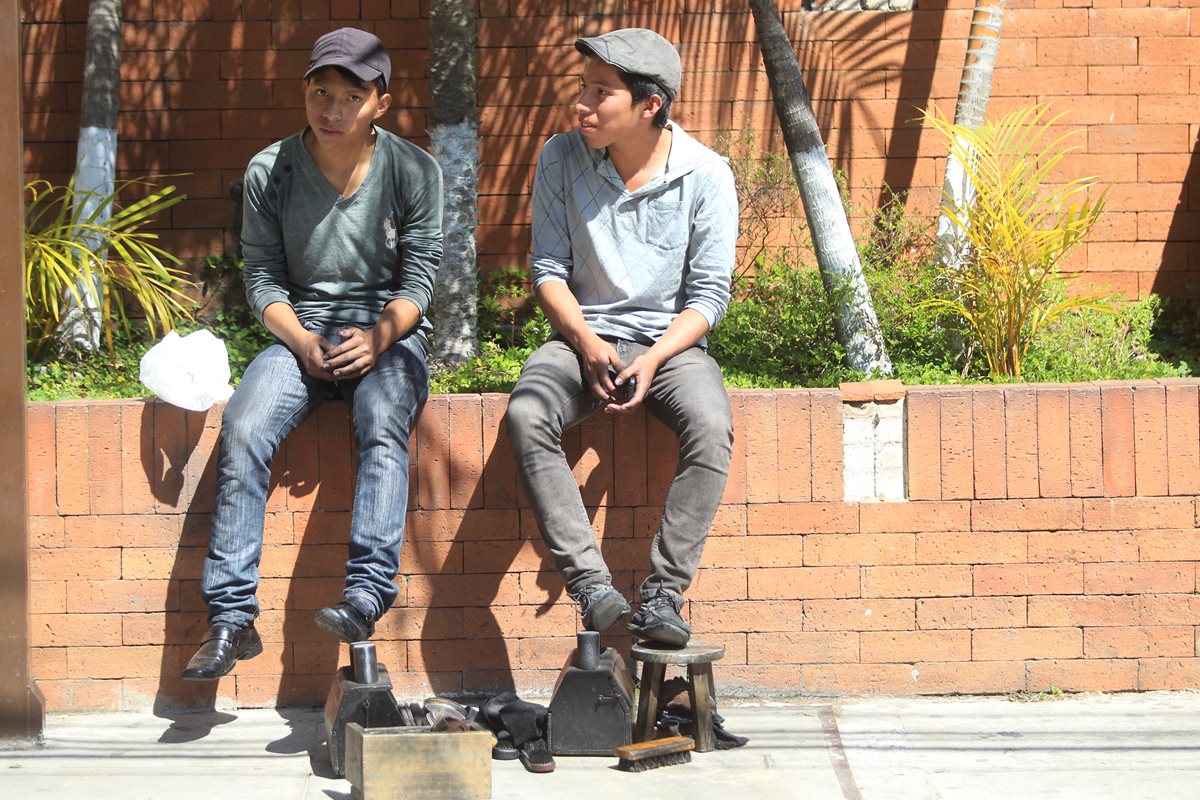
[{"left": 304, "top": 28, "right": 391, "bottom": 92}]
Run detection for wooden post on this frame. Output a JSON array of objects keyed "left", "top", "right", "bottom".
[{"left": 0, "top": 0, "right": 45, "bottom": 743}]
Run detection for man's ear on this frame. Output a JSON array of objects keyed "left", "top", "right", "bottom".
[
  {"left": 640, "top": 92, "right": 664, "bottom": 120},
  {"left": 374, "top": 91, "right": 393, "bottom": 119}
]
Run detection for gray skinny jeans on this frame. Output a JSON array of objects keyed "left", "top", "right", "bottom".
[{"left": 506, "top": 337, "right": 733, "bottom": 600}]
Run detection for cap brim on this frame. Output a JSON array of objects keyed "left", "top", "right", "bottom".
[
  {"left": 573, "top": 36, "right": 676, "bottom": 98},
  {"left": 304, "top": 58, "right": 386, "bottom": 90}
]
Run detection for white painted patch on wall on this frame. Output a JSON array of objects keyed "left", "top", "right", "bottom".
[{"left": 843, "top": 398, "right": 907, "bottom": 502}]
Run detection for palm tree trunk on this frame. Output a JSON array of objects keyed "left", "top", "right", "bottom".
[
  {"left": 748, "top": 0, "right": 892, "bottom": 376},
  {"left": 63, "top": 0, "right": 121, "bottom": 351},
  {"left": 936, "top": 0, "right": 1005, "bottom": 271},
  {"left": 428, "top": 0, "right": 479, "bottom": 367}
]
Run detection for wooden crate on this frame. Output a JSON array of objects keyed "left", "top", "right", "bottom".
[{"left": 344, "top": 723, "right": 495, "bottom": 800}]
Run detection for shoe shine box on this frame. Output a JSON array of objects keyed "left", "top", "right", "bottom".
[
  {"left": 344, "top": 722, "right": 496, "bottom": 800},
  {"left": 547, "top": 631, "right": 635, "bottom": 755}
]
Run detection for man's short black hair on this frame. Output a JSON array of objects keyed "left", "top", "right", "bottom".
[
  {"left": 618, "top": 70, "right": 672, "bottom": 129},
  {"left": 305, "top": 64, "right": 386, "bottom": 98}
]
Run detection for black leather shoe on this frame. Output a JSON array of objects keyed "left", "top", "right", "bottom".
[
  {"left": 181, "top": 624, "right": 262, "bottom": 681},
  {"left": 315, "top": 602, "right": 375, "bottom": 643}
]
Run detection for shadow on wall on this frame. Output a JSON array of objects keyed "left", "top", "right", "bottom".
[
  {"left": 1152, "top": 126, "right": 1200, "bottom": 297},
  {"left": 145, "top": 401, "right": 219, "bottom": 723},
  {"left": 409, "top": 395, "right": 674, "bottom": 699},
  {"left": 148, "top": 401, "right": 347, "bottom": 722},
  {"left": 775, "top": 9, "right": 942, "bottom": 202},
  {"left": 409, "top": 396, "right": 540, "bottom": 698},
  {"left": 475, "top": 3, "right": 953, "bottom": 275},
  {"left": 140, "top": 390, "right": 679, "bottom": 714}
]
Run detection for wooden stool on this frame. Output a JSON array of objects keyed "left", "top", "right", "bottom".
[{"left": 630, "top": 641, "right": 725, "bottom": 753}]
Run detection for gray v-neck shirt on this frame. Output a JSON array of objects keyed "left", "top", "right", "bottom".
[{"left": 241, "top": 127, "right": 443, "bottom": 338}]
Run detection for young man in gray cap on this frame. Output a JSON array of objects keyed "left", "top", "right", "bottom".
[
  {"left": 183, "top": 28, "right": 443, "bottom": 680},
  {"left": 507, "top": 28, "right": 738, "bottom": 647}
]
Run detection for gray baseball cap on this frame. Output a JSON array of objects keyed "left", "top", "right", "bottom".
[
  {"left": 305, "top": 27, "right": 391, "bottom": 92},
  {"left": 575, "top": 28, "right": 681, "bottom": 97}
]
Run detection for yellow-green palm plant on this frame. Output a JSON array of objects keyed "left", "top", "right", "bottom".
[
  {"left": 24, "top": 175, "right": 194, "bottom": 358},
  {"left": 921, "top": 104, "right": 1112, "bottom": 379}
]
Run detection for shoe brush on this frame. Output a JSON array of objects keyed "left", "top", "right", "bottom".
[{"left": 614, "top": 736, "right": 695, "bottom": 772}]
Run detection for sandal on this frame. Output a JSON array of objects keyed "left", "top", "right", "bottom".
[
  {"left": 492, "top": 731, "right": 520, "bottom": 761},
  {"left": 518, "top": 738, "right": 555, "bottom": 773}
]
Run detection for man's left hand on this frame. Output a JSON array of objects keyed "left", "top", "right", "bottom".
[{"left": 604, "top": 354, "right": 659, "bottom": 414}]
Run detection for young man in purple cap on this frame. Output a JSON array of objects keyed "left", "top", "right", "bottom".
[
  {"left": 183, "top": 28, "right": 443, "bottom": 680},
  {"left": 506, "top": 28, "right": 738, "bottom": 647}
]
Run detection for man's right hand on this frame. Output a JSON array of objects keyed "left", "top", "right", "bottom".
[
  {"left": 534, "top": 282, "right": 625, "bottom": 401},
  {"left": 579, "top": 337, "right": 623, "bottom": 401},
  {"left": 294, "top": 330, "right": 336, "bottom": 381},
  {"left": 261, "top": 302, "right": 337, "bottom": 382}
]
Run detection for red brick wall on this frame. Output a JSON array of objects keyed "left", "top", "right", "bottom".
[
  {"left": 19, "top": 1, "right": 1200, "bottom": 297},
  {"left": 26, "top": 383, "right": 1200, "bottom": 711}
]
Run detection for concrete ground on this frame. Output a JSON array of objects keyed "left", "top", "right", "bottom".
[{"left": 2, "top": 691, "right": 1199, "bottom": 799}]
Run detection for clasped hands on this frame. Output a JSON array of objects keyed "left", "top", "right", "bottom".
[
  {"left": 296, "top": 327, "right": 380, "bottom": 381},
  {"left": 582, "top": 341, "right": 657, "bottom": 414}
]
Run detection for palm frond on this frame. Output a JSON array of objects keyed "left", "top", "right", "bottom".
[{"left": 23, "top": 172, "right": 195, "bottom": 357}]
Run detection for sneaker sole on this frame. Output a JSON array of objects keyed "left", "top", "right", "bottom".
[
  {"left": 627, "top": 621, "right": 690, "bottom": 647},
  {"left": 585, "top": 597, "right": 631, "bottom": 632}
]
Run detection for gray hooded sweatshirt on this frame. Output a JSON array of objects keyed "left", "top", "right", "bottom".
[{"left": 529, "top": 123, "right": 738, "bottom": 345}]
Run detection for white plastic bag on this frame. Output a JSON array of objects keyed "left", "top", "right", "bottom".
[{"left": 139, "top": 329, "right": 235, "bottom": 411}]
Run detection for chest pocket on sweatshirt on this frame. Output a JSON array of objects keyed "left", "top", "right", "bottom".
[{"left": 641, "top": 200, "right": 688, "bottom": 253}]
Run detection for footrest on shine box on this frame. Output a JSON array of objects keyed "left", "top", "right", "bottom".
[{"left": 323, "top": 664, "right": 409, "bottom": 777}]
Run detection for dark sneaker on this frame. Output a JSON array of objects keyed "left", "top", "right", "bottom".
[
  {"left": 627, "top": 591, "right": 691, "bottom": 647},
  {"left": 573, "top": 583, "right": 630, "bottom": 632},
  {"left": 315, "top": 601, "right": 375, "bottom": 643}
]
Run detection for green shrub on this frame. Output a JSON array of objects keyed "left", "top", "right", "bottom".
[
  {"left": 27, "top": 254, "right": 273, "bottom": 401},
  {"left": 1021, "top": 293, "right": 1188, "bottom": 383},
  {"left": 26, "top": 324, "right": 152, "bottom": 401},
  {"left": 191, "top": 307, "right": 275, "bottom": 382},
  {"left": 27, "top": 269, "right": 1190, "bottom": 400},
  {"left": 860, "top": 188, "right": 965, "bottom": 384},
  {"left": 194, "top": 255, "right": 275, "bottom": 380},
  {"left": 24, "top": 141, "right": 1194, "bottom": 399},
  {"left": 26, "top": 311, "right": 276, "bottom": 403},
  {"left": 1148, "top": 295, "right": 1200, "bottom": 374},
  {"left": 708, "top": 262, "right": 852, "bottom": 388},
  {"left": 429, "top": 266, "right": 550, "bottom": 393}
]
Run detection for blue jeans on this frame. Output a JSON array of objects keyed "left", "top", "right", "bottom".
[
  {"left": 506, "top": 338, "right": 733, "bottom": 600},
  {"left": 201, "top": 327, "right": 429, "bottom": 629}
]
